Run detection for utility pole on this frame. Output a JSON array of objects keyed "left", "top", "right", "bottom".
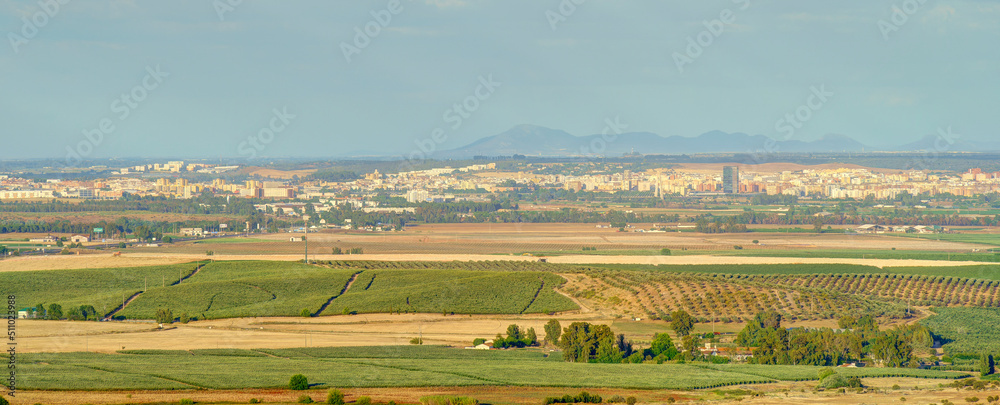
[{"left": 303, "top": 215, "right": 309, "bottom": 264}]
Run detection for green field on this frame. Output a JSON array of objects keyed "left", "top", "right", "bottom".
[
  {"left": 118, "top": 261, "right": 357, "bottom": 319},
  {"left": 7, "top": 261, "right": 578, "bottom": 320},
  {"left": 325, "top": 269, "right": 576, "bottom": 314},
  {"left": 921, "top": 307, "right": 1000, "bottom": 356},
  {"left": 0, "top": 262, "right": 205, "bottom": 317},
  {"left": 2, "top": 346, "right": 967, "bottom": 391}
]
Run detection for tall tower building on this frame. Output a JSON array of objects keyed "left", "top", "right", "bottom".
[{"left": 723, "top": 166, "right": 739, "bottom": 194}]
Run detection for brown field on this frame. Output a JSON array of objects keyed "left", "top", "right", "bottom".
[
  {"left": 151, "top": 222, "right": 987, "bottom": 256},
  {"left": 0, "top": 254, "right": 194, "bottom": 272},
  {"left": 15, "top": 314, "right": 621, "bottom": 354}
]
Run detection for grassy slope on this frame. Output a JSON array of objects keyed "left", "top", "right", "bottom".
[
  {"left": 0, "top": 262, "right": 205, "bottom": 316},
  {"left": 119, "top": 261, "right": 357, "bottom": 319},
  {"left": 326, "top": 269, "right": 576, "bottom": 315}
]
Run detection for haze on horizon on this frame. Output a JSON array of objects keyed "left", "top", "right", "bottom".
[{"left": 0, "top": 0, "right": 997, "bottom": 160}]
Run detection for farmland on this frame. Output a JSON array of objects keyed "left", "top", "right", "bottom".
[
  {"left": 920, "top": 307, "right": 1000, "bottom": 355},
  {"left": 2, "top": 346, "right": 966, "bottom": 391},
  {"left": 0, "top": 262, "right": 205, "bottom": 317},
  {"left": 5, "top": 260, "right": 579, "bottom": 321},
  {"left": 119, "top": 261, "right": 357, "bottom": 319},
  {"left": 325, "top": 269, "right": 575, "bottom": 315}
]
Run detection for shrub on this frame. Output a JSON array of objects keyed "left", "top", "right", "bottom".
[
  {"left": 820, "top": 373, "right": 862, "bottom": 389},
  {"left": 626, "top": 397, "right": 637, "bottom": 405},
  {"left": 357, "top": 396, "right": 372, "bottom": 405},
  {"left": 327, "top": 389, "right": 345, "bottom": 405},
  {"left": 290, "top": 374, "right": 309, "bottom": 390},
  {"left": 180, "top": 400, "right": 195, "bottom": 405},
  {"left": 410, "top": 337, "right": 423, "bottom": 345},
  {"left": 299, "top": 395, "right": 315, "bottom": 404},
  {"left": 660, "top": 248, "right": 671, "bottom": 256},
  {"left": 249, "top": 400, "right": 261, "bottom": 404},
  {"left": 608, "top": 395, "right": 625, "bottom": 403},
  {"left": 301, "top": 308, "right": 313, "bottom": 317},
  {"left": 420, "top": 396, "right": 479, "bottom": 405}
]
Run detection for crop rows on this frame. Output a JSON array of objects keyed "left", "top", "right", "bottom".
[
  {"left": 584, "top": 270, "right": 907, "bottom": 322},
  {"left": 10, "top": 347, "right": 964, "bottom": 391},
  {"left": 326, "top": 269, "right": 576, "bottom": 315},
  {"left": 920, "top": 307, "right": 1000, "bottom": 355}
]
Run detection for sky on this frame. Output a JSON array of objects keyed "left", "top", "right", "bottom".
[{"left": 0, "top": 0, "right": 998, "bottom": 161}]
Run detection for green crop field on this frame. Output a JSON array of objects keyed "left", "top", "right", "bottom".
[
  {"left": 7, "top": 260, "right": 577, "bottom": 320},
  {"left": 325, "top": 269, "right": 576, "bottom": 314},
  {"left": 2, "top": 346, "right": 965, "bottom": 391},
  {"left": 118, "top": 261, "right": 357, "bottom": 319},
  {"left": 0, "top": 262, "right": 205, "bottom": 317},
  {"left": 921, "top": 307, "right": 1000, "bottom": 356}
]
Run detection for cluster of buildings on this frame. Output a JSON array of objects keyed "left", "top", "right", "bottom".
[{"left": 5, "top": 160, "right": 1000, "bottom": 204}]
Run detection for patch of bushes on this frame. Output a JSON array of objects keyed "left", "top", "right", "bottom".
[
  {"left": 290, "top": 374, "right": 309, "bottom": 390},
  {"left": 420, "top": 396, "right": 479, "bottom": 405},
  {"left": 327, "top": 389, "right": 345, "bottom": 405},
  {"left": 543, "top": 392, "right": 603, "bottom": 404}
]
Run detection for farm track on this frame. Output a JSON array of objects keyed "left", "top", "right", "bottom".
[
  {"left": 171, "top": 262, "right": 207, "bottom": 286},
  {"left": 102, "top": 291, "right": 143, "bottom": 320},
  {"left": 314, "top": 271, "right": 362, "bottom": 316},
  {"left": 519, "top": 279, "right": 545, "bottom": 314}
]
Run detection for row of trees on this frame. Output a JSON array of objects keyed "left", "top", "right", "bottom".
[
  {"left": 736, "top": 311, "right": 925, "bottom": 367},
  {"left": 28, "top": 303, "right": 100, "bottom": 321},
  {"left": 491, "top": 324, "right": 538, "bottom": 348}
]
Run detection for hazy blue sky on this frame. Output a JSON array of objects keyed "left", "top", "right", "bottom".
[{"left": 1, "top": 0, "right": 998, "bottom": 160}]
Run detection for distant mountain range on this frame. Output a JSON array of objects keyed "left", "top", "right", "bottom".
[{"left": 429, "top": 125, "right": 997, "bottom": 158}]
